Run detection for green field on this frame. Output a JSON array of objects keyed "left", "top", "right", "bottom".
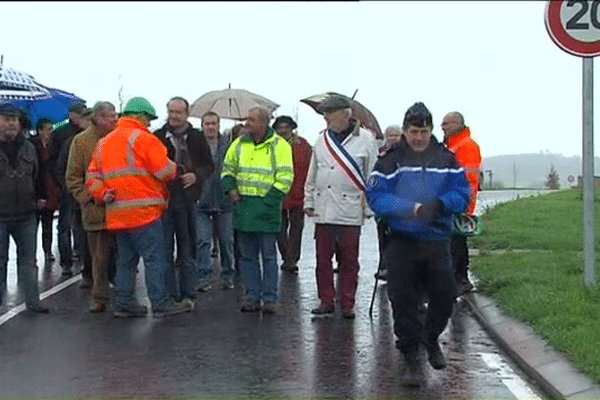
[{"left": 470, "top": 188, "right": 600, "bottom": 382}]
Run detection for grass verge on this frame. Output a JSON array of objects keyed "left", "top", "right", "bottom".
[{"left": 470, "top": 188, "right": 600, "bottom": 383}]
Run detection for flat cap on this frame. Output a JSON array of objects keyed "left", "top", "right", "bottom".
[
  {"left": 0, "top": 103, "right": 22, "bottom": 116},
  {"left": 319, "top": 95, "right": 351, "bottom": 112},
  {"left": 272, "top": 115, "right": 298, "bottom": 130},
  {"left": 69, "top": 101, "right": 88, "bottom": 113}
]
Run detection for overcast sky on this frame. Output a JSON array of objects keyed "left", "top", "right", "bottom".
[{"left": 1, "top": 1, "right": 595, "bottom": 159}]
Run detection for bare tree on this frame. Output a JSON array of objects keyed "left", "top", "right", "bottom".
[{"left": 118, "top": 75, "right": 125, "bottom": 113}]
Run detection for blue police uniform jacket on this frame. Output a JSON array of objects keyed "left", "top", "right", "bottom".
[{"left": 365, "top": 135, "right": 470, "bottom": 240}]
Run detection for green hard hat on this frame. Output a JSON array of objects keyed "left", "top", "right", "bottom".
[{"left": 121, "top": 97, "right": 158, "bottom": 120}]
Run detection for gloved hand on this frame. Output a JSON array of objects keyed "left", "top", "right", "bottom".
[{"left": 416, "top": 199, "right": 442, "bottom": 221}]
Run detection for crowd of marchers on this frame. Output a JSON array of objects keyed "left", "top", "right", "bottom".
[{"left": 0, "top": 95, "right": 480, "bottom": 387}]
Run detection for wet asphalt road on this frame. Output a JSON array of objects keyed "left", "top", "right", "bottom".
[{"left": 0, "top": 191, "right": 546, "bottom": 398}]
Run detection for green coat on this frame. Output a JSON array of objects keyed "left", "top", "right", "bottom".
[{"left": 221, "top": 128, "right": 293, "bottom": 233}]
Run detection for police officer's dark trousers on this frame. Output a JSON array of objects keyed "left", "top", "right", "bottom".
[{"left": 386, "top": 233, "right": 456, "bottom": 352}]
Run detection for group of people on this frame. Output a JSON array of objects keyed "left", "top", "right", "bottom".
[
  {"left": 0, "top": 94, "right": 481, "bottom": 386},
  {"left": 0, "top": 96, "right": 313, "bottom": 318}
]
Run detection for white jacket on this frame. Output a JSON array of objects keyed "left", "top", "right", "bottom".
[{"left": 304, "top": 122, "right": 378, "bottom": 226}]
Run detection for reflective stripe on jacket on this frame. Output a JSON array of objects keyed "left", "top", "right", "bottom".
[
  {"left": 86, "top": 117, "right": 177, "bottom": 231},
  {"left": 366, "top": 136, "right": 470, "bottom": 240},
  {"left": 222, "top": 129, "right": 293, "bottom": 197},
  {"left": 446, "top": 126, "right": 481, "bottom": 215},
  {"left": 221, "top": 128, "right": 293, "bottom": 233}
]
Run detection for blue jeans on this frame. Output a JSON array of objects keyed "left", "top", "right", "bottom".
[
  {"left": 162, "top": 201, "right": 197, "bottom": 300},
  {"left": 0, "top": 216, "right": 41, "bottom": 308},
  {"left": 237, "top": 231, "right": 278, "bottom": 302},
  {"left": 195, "top": 208, "right": 234, "bottom": 284},
  {"left": 114, "top": 219, "right": 169, "bottom": 309}
]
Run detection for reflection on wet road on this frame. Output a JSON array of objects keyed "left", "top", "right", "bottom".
[{"left": 0, "top": 196, "right": 544, "bottom": 398}]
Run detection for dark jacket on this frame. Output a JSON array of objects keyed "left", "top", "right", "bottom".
[
  {"left": 51, "top": 120, "right": 82, "bottom": 189},
  {"left": 154, "top": 123, "right": 215, "bottom": 204},
  {"left": 366, "top": 135, "right": 469, "bottom": 240},
  {"left": 195, "top": 132, "right": 233, "bottom": 212},
  {"left": 30, "top": 135, "right": 60, "bottom": 211},
  {"left": 0, "top": 134, "right": 39, "bottom": 221}
]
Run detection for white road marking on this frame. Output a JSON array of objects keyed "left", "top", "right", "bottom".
[
  {"left": 0, "top": 274, "right": 82, "bottom": 327},
  {"left": 480, "top": 352, "right": 542, "bottom": 400}
]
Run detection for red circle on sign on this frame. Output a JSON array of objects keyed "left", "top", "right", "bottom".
[{"left": 545, "top": 0, "right": 600, "bottom": 57}]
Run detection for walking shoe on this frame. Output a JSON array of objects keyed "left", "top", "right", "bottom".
[
  {"left": 456, "top": 278, "right": 474, "bottom": 296},
  {"left": 80, "top": 278, "right": 93, "bottom": 289},
  {"left": 425, "top": 340, "right": 446, "bottom": 370},
  {"left": 240, "top": 298, "right": 262, "bottom": 312},
  {"left": 401, "top": 347, "right": 425, "bottom": 387},
  {"left": 114, "top": 303, "right": 148, "bottom": 318},
  {"left": 221, "top": 277, "right": 235, "bottom": 290},
  {"left": 196, "top": 281, "right": 212, "bottom": 292},
  {"left": 341, "top": 308, "right": 355, "bottom": 319},
  {"left": 153, "top": 299, "right": 193, "bottom": 318},
  {"left": 61, "top": 266, "right": 73, "bottom": 277},
  {"left": 26, "top": 304, "right": 50, "bottom": 313},
  {"left": 44, "top": 252, "right": 55, "bottom": 264},
  {"left": 374, "top": 269, "right": 388, "bottom": 280},
  {"left": 311, "top": 303, "right": 334, "bottom": 316},
  {"left": 89, "top": 301, "right": 107, "bottom": 313},
  {"left": 281, "top": 262, "right": 298, "bottom": 273},
  {"left": 181, "top": 297, "right": 195, "bottom": 311},
  {"left": 262, "top": 300, "right": 277, "bottom": 314}
]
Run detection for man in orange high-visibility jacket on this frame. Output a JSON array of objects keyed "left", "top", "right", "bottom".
[
  {"left": 441, "top": 111, "right": 482, "bottom": 297},
  {"left": 86, "top": 97, "right": 192, "bottom": 318}
]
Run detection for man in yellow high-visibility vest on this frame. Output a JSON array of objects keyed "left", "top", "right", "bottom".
[{"left": 221, "top": 107, "right": 293, "bottom": 314}]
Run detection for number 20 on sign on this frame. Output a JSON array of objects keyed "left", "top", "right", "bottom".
[
  {"left": 545, "top": 0, "right": 600, "bottom": 56},
  {"left": 545, "top": 1, "right": 598, "bottom": 287}
]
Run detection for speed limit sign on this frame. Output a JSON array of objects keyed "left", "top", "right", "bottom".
[
  {"left": 545, "top": 0, "right": 600, "bottom": 57},
  {"left": 546, "top": 1, "right": 598, "bottom": 286}
]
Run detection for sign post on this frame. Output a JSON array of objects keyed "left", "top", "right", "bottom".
[{"left": 545, "top": 0, "right": 598, "bottom": 287}]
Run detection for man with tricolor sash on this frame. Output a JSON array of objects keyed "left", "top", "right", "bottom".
[{"left": 304, "top": 95, "right": 378, "bottom": 319}]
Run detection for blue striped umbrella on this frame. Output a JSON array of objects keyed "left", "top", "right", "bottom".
[{"left": 0, "top": 65, "right": 84, "bottom": 127}]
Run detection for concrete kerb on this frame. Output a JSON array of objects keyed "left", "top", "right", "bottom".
[{"left": 463, "top": 290, "right": 600, "bottom": 399}]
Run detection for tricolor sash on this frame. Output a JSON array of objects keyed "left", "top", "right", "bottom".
[{"left": 322, "top": 129, "right": 366, "bottom": 192}]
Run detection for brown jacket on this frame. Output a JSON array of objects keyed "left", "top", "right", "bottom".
[{"left": 66, "top": 125, "right": 107, "bottom": 231}]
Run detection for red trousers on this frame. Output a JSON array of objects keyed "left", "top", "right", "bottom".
[{"left": 314, "top": 224, "right": 360, "bottom": 311}]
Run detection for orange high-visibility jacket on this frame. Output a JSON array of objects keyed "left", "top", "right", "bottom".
[
  {"left": 86, "top": 117, "right": 178, "bottom": 231},
  {"left": 446, "top": 126, "right": 481, "bottom": 215}
]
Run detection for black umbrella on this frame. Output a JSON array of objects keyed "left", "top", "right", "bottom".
[{"left": 300, "top": 91, "right": 383, "bottom": 139}]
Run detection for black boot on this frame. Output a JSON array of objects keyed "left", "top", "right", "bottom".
[
  {"left": 401, "top": 346, "right": 424, "bottom": 387},
  {"left": 425, "top": 339, "right": 446, "bottom": 370}
]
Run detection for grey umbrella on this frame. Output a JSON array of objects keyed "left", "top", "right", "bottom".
[{"left": 190, "top": 87, "right": 279, "bottom": 121}]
